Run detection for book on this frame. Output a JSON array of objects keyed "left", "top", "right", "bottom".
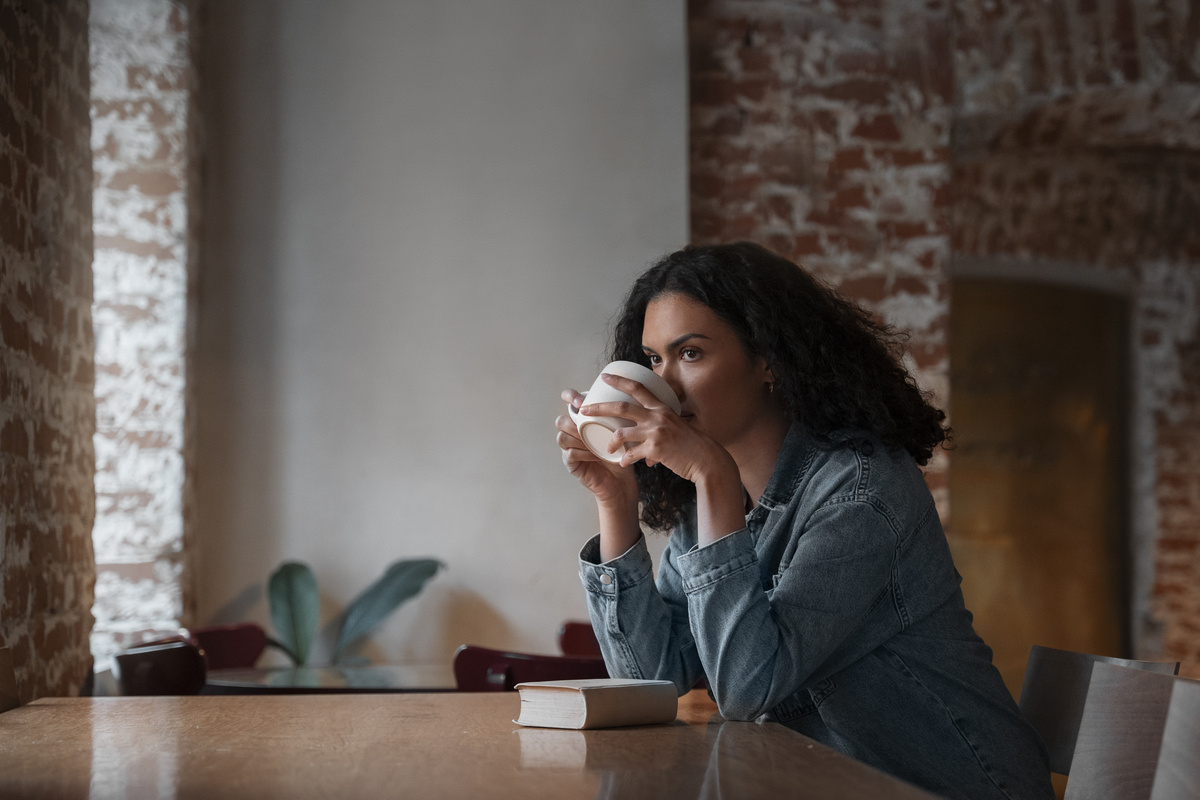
[{"left": 513, "top": 678, "right": 678, "bottom": 730}]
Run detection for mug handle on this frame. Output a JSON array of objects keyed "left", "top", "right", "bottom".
[{"left": 566, "top": 391, "right": 588, "bottom": 429}]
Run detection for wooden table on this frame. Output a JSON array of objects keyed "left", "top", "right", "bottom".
[
  {"left": 204, "top": 664, "right": 456, "bottom": 694},
  {"left": 0, "top": 691, "right": 938, "bottom": 799}
]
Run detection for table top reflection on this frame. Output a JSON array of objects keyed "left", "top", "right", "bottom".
[
  {"left": 204, "top": 664, "right": 456, "bottom": 693},
  {"left": 0, "top": 690, "right": 937, "bottom": 799}
]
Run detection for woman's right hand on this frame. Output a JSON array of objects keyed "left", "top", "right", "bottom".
[{"left": 556, "top": 388, "right": 639, "bottom": 508}]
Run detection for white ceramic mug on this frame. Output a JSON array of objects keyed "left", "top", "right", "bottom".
[{"left": 567, "top": 360, "right": 681, "bottom": 463}]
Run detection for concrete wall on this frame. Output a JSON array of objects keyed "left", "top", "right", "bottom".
[
  {"left": 195, "top": 0, "right": 687, "bottom": 663},
  {"left": 0, "top": 0, "right": 97, "bottom": 701}
]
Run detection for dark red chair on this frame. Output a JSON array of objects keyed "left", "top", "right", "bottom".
[
  {"left": 452, "top": 645, "right": 608, "bottom": 691},
  {"left": 115, "top": 640, "right": 207, "bottom": 696},
  {"left": 557, "top": 620, "right": 603, "bottom": 658},
  {"left": 188, "top": 623, "right": 267, "bottom": 670}
]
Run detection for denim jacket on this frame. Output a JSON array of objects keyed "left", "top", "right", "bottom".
[{"left": 579, "top": 424, "right": 1054, "bottom": 800}]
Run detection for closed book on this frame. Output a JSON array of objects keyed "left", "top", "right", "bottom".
[{"left": 513, "top": 678, "right": 678, "bottom": 730}]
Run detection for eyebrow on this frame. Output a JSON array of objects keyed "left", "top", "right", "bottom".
[{"left": 643, "top": 333, "right": 711, "bottom": 353}]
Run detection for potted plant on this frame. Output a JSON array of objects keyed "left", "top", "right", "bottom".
[{"left": 266, "top": 558, "right": 442, "bottom": 666}]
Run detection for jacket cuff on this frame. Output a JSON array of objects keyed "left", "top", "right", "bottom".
[
  {"left": 676, "top": 527, "right": 758, "bottom": 593},
  {"left": 578, "top": 533, "right": 654, "bottom": 595}
]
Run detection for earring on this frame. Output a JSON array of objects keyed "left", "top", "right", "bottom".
[{"left": 767, "top": 382, "right": 775, "bottom": 395}]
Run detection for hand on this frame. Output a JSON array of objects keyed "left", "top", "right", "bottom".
[
  {"left": 556, "top": 388, "right": 638, "bottom": 507},
  {"left": 585, "top": 374, "right": 745, "bottom": 547},
  {"left": 580, "top": 373, "right": 733, "bottom": 485}
]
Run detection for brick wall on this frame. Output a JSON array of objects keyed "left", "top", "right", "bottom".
[
  {"left": 953, "top": 0, "right": 1200, "bottom": 675},
  {"left": 0, "top": 0, "right": 97, "bottom": 702},
  {"left": 89, "top": 0, "right": 197, "bottom": 671},
  {"left": 688, "top": 0, "right": 954, "bottom": 512},
  {"left": 689, "top": 0, "right": 1200, "bottom": 675}
]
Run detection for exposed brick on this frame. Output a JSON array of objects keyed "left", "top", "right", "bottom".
[
  {"left": 852, "top": 114, "right": 902, "bottom": 142},
  {"left": 88, "top": 0, "right": 198, "bottom": 675},
  {"left": 687, "top": 0, "right": 1200, "bottom": 683},
  {"left": 0, "top": 6, "right": 21, "bottom": 54},
  {"left": 812, "top": 79, "right": 893, "bottom": 104},
  {"left": 831, "top": 184, "right": 869, "bottom": 212},
  {"left": 1, "top": 0, "right": 95, "bottom": 703},
  {"left": 830, "top": 148, "right": 869, "bottom": 171},
  {"left": 950, "top": 0, "right": 1200, "bottom": 677},
  {"left": 106, "top": 168, "right": 181, "bottom": 197},
  {"left": 1, "top": 418, "right": 30, "bottom": 457}
]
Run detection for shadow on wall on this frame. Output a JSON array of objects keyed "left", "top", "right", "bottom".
[
  {"left": 206, "top": 583, "right": 266, "bottom": 627},
  {"left": 203, "top": 580, "right": 514, "bottom": 668},
  {"left": 400, "top": 587, "right": 516, "bottom": 664},
  {"left": 193, "top": 0, "right": 288, "bottom": 634}
]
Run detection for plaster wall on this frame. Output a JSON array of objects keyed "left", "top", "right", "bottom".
[{"left": 195, "top": 0, "right": 687, "bottom": 662}]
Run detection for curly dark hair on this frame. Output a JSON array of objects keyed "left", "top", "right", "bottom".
[{"left": 610, "top": 241, "right": 949, "bottom": 531}]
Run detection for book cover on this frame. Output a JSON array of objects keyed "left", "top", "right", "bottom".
[{"left": 513, "top": 678, "right": 678, "bottom": 730}]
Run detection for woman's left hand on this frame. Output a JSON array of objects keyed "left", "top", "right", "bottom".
[
  {"left": 581, "top": 373, "right": 735, "bottom": 485},
  {"left": 586, "top": 372, "right": 746, "bottom": 547}
]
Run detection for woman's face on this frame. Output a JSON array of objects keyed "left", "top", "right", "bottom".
[{"left": 641, "top": 293, "right": 775, "bottom": 449}]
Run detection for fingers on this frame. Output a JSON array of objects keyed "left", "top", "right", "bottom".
[
  {"left": 557, "top": 429, "right": 599, "bottom": 463},
  {"left": 580, "top": 399, "right": 647, "bottom": 420},
  {"left": 555, "top": 413, "right": 581, "bottom": 438},
  {"left": 600, "top": 373, "right": 667, "bottom": 409},
  {"left": 556, "top": 415, "right": 605, "bottom": 467},
  {"left": 560, "top": 388, "right": 584, "bottom": 409}
]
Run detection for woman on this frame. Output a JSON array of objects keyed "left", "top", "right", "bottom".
[{"left": 555, "top": 242, "right": 1053, "bottom": 799}]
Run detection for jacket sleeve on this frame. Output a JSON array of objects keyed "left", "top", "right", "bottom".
[
  {"left": 676, "top": 498, "right": 900, "bottom": 720},
  {"left": 578, "top": 533, "right": 705, "bottom": 696}
]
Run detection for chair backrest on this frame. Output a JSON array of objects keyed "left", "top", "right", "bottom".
[
  {"left": 115, "top": 640, "right": 208, "bottom": 696},
  {"left": 188, "top": 623, "right": 267, "bottom": 670},
  {"left": 557, "top": 620, "right": 603, "bottom": 659},
  {"left": 1019, "top": 644, "right": 1179, "bottom": 774},
  {"left": 1, "top": 646, "right": 18, "bottom": 712},
  {"left": 1150, "top": 676, "right": 1200, "bottom": 800},
  {"left": 1063, "top": 662, "right": 1180, "bottom": 800},
  {"left": 452, "top": 645, "right": 608, "bottom": 691}
]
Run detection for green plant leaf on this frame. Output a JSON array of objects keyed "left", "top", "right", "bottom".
[
  {"left": 264, "top": 636, "right": 300, "bottom": 665},
  {"left": 268, "top": 561, "right": 320, "bottom": 666},
  {"left": 332, "top": 558, "right": 442, "bottom": 663}
]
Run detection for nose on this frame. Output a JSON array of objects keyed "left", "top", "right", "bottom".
[{"left": 659, "top": 362, "right": 684, "bottom": 402}]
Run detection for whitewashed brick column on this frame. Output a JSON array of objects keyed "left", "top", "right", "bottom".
[{"left": 89, "top": 0, "right": 195, "bottom": 670}]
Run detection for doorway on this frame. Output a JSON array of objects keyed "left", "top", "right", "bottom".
[{"left": 948, "top": 277, "right": 1130, "bottom": 697}]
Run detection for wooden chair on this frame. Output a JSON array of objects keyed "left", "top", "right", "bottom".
[
  {"left": 452, "top": 645, "right": 608, "bottom": 691},
  {"left": 1, "top": 646, "right": 18, "bottom": 712},
  {"left": 557, "top": 620, "right": 603, "bottom": 658},
  {"left": 1150, "top": 676, "right": 1200, "bottom": 800},
  {"left": 1063, "top": 662, "right": 1181, "bottom": 800},
  {"left": 115, "top": 640, "right": 208, "bottom": 696},
  {"left": 188, "top": 622, "right": 267, "bottom": 670},
  {"left": 1018, "top": 645, "right": 1179, "bottom": 775}
]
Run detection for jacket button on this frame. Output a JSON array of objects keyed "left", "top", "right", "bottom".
[{"left": 600, "top": 574, "right": 612, "bottom": 585}]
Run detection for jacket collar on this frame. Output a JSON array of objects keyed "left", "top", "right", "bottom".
[{"left": 757, "top": 422, "right": 813, "bottom": 510}]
